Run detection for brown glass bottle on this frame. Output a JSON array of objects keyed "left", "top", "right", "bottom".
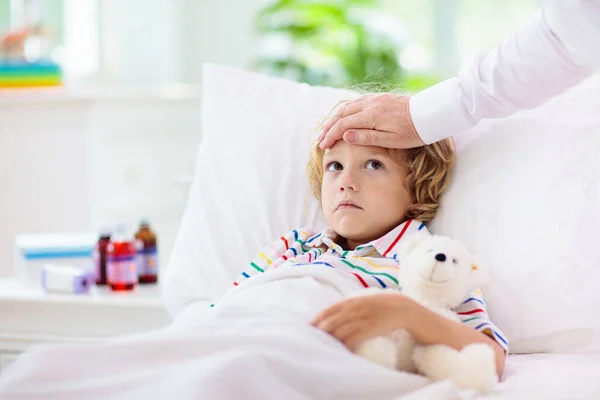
[
  {"left": 135, "top": 219, "right": 158, "bottom": 284},
  {"left": 94, "top": 228, "right": 112, "bottom": 285}
]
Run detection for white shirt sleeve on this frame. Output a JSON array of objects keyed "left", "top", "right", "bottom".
[{"left": 410, "top": 0, "right": 600, "bottom": 144}]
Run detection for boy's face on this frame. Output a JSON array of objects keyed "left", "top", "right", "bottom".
[{"left": 321, "top": 141, "right": 412, "bottom": 249}]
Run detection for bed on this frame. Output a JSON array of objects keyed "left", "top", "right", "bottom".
[
  {"left": 0, "top": 64, "right": 599, "bottom": 399},
  {"left": 489, "top": 354, "right": 600, "bottom": 399},
  {"left": 0, "top": 298, "right": 598, "bottom": 400}
]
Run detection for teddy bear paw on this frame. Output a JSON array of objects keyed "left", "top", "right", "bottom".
[
  {"left": 451, "top": 343, "right": 498, "bottom": 393},
  {"left": 354, "top": 336, "right": 398, "bottom": 369}
]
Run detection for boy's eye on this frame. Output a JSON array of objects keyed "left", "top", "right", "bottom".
[
  {"left": 365, "top": 160, "right": 383, "bottom": 170},
  {"left": 326, "top": 161, "right": 343, "bottom": 171}
]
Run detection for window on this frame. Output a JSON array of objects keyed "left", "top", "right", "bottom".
[
  {"left": 383, "top": 0, "right": 541, "bottom": 79},
  {"left": 1, "top": 0, "right": 543, "bottom": 89}
]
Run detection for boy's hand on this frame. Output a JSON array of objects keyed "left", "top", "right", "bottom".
[{"left": 311, "top": 293, "right": 414, "bottom": 351}]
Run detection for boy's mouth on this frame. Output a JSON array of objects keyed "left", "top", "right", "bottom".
[{"left": 336, "top": 200, "right": 362, "bottom": 211}]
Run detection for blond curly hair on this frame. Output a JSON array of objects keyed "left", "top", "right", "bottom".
[{"left": 307, "top": 139, "right": 455, "bottom": 223}]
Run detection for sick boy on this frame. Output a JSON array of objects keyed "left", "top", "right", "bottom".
[{"left": 225, "top": 136, "right": 507, "bottom": 377}]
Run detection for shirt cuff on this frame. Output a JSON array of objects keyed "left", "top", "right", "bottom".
[
  {"left": 479, "top": 324, "right": 509, "bottom": 353},
  {"left": 409, "top": 78, "right": 477, "bottom": 144}
]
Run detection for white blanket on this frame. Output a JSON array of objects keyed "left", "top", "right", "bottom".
[
  {"left": 1, "top": 270, "right": 598, "bottom": 399},
  {"left": 0, "top": 272, "right": 464, "bottom": 400}
]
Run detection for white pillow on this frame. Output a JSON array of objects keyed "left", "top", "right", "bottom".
[
  {"left": 163, "top": 63, "right": 357, "bottom": 316},
  {"left": 165, "top": 63, "right": 600, "bottom": 355},
  {"left": 430, "top": 73, "right": 600, "bottom": 354}
]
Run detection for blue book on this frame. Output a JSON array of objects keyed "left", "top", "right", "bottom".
[{"left": 0, "top": 61, "right": 61, "bottom": 75}]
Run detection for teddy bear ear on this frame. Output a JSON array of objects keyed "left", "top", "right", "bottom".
[
  {"left": 469, "top": 254, "right": 490, "bottom": 288},
  {"left": 398, "top": 233, "right": 428, "bottom": 259}
]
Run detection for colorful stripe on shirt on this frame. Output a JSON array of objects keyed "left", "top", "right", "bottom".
[
  {"left": 229, "top": 220, "right": 508, "bottom": 352},
  {"left": 454, "top": 290, "right": 508, "bottom": 351}
]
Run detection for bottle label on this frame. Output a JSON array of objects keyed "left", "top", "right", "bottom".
[
  {"left": 93, "top": 249, "right": 100, "bottom": 280},
  {"left": 136, "top": 247, "right": 158, "bottom": 277},
  {"left": 107, "top": 256, "right": 137, "bottom": 284}
]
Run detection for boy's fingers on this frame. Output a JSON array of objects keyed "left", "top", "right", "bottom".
[
  {"left": 316, "top": 312, "right": 348, "bottom": 334},
  {"left": 311, "top": 304, "right": 341, "bottom": 326},
  {"left": 332, "top": 322, "right": 359, "bottom": 343},
  {"left": 344, "top": 330, "right": 368, "bottom": 351}
]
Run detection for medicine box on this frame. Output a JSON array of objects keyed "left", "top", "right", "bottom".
[{"left": 14, "top": 232, "right": 97, "bottom": 288}]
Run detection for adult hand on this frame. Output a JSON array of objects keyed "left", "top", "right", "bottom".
[
  {"left": 310, "top": 293, "right": 414, "bottom": 351},
  {"left": 317, "top": 93, "right": 425, "bottom": 150}
]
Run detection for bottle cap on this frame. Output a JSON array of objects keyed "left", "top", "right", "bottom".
[
  {"left": 98, "top": 224, "right": 113, "bottom": 238},
  {"left": 111, "top": 223, "right": 131, "bottom": 240}
]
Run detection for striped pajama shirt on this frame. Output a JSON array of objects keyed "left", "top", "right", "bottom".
[{"left": 230, "top": 219, "right": 508, "bottom": 351}]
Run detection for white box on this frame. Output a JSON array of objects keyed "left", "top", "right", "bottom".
[{"left": 14, "top": 233, "right": 97, "bottom": 288}]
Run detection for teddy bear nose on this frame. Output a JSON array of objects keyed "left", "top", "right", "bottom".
[{"left": 435, "top": 253, "right": 446, "bottom": 262}]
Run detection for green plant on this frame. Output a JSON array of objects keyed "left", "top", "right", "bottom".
[{"left": 256, "top": 0, "right": 406, "bottom": 89}]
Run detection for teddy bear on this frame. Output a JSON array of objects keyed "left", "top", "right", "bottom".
[{"left": 350, "top": 234, "right": 498, "bottom": 393}]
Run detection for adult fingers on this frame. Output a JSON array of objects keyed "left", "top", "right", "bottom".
[
  {"left": 344, "top": 128, "right": 425, "bottom": 149},
  {"left": 319, "top": 111, "right": 376, "bottom": 150},
  {"left": 318, "top": 98, "right": 368, "bottom": 143},
  {"left": 342, "top": 129, "right": 398, "bottom": 148}
]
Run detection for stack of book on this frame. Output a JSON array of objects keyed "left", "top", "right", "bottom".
[{"left": 0, "top": 61, "right": 61, "bottom": 88}]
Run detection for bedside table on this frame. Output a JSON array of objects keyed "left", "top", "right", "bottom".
[{"left": 0, "top": 277, "right": 172, "bottom": 373}]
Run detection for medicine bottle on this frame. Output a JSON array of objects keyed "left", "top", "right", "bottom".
[
  {"left": 107, "top": 226, "right": 137, "bottom": 291},
  {"left": 93, "top": 227, "right": 112, "bottom": 285},
  {"left": 135, "top": 219, "right": 158, "bottom": 284}
]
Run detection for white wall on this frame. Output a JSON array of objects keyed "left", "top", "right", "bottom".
[
  {"left": 181, "top": 0, "right": 271, "bottom": 83},
  {"left": 98, "top": 0, "right": 185, "bottom": 86},
  {"left": 86, "top": 91, "right": 203, "bottom": 271},
  {"left": 0, "top": 98, "right": 93, "bottom": 277},
  {"left": 0, "top": 89, "right": 202, "bottom": 278},
  {"left": 0, "top": 0, "right": 270, "bottom": 279}
]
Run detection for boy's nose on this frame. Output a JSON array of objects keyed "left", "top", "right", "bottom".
[
  {"left": 339, "top": 172, "right": 359, "bottom": 192},
  {"left": 340, "top": 182, "right": 357, "bottom": 192}
]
